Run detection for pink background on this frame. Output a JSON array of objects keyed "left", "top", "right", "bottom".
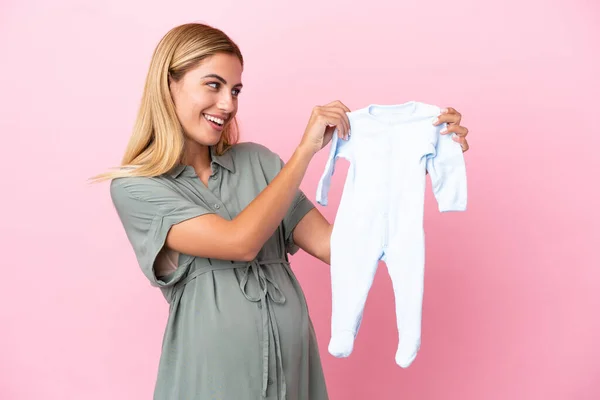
[{"left": 1, "top": 0, "right": 599, "bottom": 399}]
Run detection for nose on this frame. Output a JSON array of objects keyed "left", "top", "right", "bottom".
[{"left": 217, "top": 91, "right": 235, "bottom": 113}]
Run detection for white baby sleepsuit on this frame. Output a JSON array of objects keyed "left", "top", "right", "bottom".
[{"left": 316, "top": 101, "right": 467, "bottom": 367}]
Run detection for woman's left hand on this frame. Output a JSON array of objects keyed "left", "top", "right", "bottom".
[{"left": 434, "top": 107, "right": 470, "bottom": 152}]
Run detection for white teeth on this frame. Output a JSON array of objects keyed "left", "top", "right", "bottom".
[{"left": 204, "top": 114, "right": 224, "bottom": 125}]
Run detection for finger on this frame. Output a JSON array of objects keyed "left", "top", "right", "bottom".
[
  {"left": 335, "top": 100, "right": 352, "bottom": 114},
  {"left": 322, "top": 107, "right": 350, "bottom": 138},
  {"left": 318, "top": 102, "right": 351, "bottom": 138},
  {"left": 452, "top": 135, "right": 469, "bottom": 152},
  {"left": 318, "top": 110, "right": 348, "bottom": 138},
  {"left": 434, "top": 107, "right": 461, "bottom": 125},
  {"left": 441, "top": 125, "right": 469, "bottom": 137},
  {"left": 335, "top": 107, "right": 351, "bottom": 138},
  {"left": 333, "top": 103, "right": 352, "bottom": 136},
  {"left": 434, "top": 112, "right": 461, "bottom": 126},
  {"left": 323, "top": 101, "right": 351, "bottom": 134},
  {"left": 324, "top": 100, "right": 352, "bottom": 114},
  {"left": 319, "top": 110, "right": 346, "bottom": 138}
]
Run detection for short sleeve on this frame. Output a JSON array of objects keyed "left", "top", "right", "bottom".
[
  {"left": 282, "top": 188, "right": 315, "bottom": 255},
  {"left": 253, "top": 143, "right": 316, "bottom": 255},
  {"left": 110, "top": 177, "right": 215, "bottom": 287}
]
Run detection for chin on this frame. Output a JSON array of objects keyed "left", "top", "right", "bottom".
[
  {"left": 184, "top": 124, "right": 222, "bottom": 145},
  {"left": 194, "top": 134, "right": 222, "bottom": 147}
]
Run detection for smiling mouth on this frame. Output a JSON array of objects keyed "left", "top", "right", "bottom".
[{"left": 203, "top": 113, "right": 225, "bottom": 127}]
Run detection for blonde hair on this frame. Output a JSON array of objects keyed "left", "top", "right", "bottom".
[{"left": 89, "top": 23, "right": 243, "bottom": 183}]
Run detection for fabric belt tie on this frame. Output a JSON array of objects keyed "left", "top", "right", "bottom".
[
  {"left": 239, "top": 259, "right": 287, "bottom": 399},
  {"left": 173, "top": 258, "right": 289, "bottom": 400}
]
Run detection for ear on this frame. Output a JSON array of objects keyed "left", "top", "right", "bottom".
[{"left": 168, "top": 72, "right": 178, "bottom": 96}]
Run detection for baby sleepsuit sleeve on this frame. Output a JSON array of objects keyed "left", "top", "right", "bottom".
[{"left": 316, "top": 101, "right": 467, "bottom": 368}]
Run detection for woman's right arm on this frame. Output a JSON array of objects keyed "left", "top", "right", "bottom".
[{"left": 165, "top": 100, "right": 351, "bottom": 262}]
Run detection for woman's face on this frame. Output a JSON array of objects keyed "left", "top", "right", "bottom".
[{"left": 169, "top": 53, "right": 243, "bottom": 146}]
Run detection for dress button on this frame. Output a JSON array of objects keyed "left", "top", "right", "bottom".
[
  {"left": 210, "top": 174, "right": 217, "bottom": 180},
  {"left": 268, "top": 378, "right": 273, "bottom": 385},
  {"left": 214, "top": 204, "right": 220, "bottom": 209}
]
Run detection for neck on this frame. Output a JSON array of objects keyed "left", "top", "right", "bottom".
[{"left": 181, "top": 140, "right": 212, "bottom": 174}]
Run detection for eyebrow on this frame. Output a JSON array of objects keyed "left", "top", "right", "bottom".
[{"left": 201, "top": 74, "right": 243, "bottom": 88}]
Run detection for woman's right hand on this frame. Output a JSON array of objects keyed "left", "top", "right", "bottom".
[{"left": 299, "top": 100, "right": 351, "bottom": 155}]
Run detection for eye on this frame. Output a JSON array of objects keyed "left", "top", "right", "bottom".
[
  {"left": 232, "top": 88, "right": 242, "bottom": 97},
  {"left": 207, "top": 82, "right": 220, "bottom": 90}
]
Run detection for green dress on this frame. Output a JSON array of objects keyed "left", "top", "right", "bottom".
[{"left": 110, "top": 142, "right": 329, "bottom": 400}]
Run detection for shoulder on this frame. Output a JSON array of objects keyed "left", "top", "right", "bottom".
[
  {"left": 230, "top": 141, "right": 280, "bottom": 159},
  {"left": 110, "top": 175, "right": 180, "bottom": 205},
  {"left": 228, "top": 141, "right": 287, "bottom": 181},
  {"left": 229, "top": 141, "right": 283, "bottom": 167}
]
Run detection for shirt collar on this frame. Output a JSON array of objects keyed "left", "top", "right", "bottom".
[
  {"left": 168, "top": 146, "right": 235, "bottom": 178},
  {"left": 211, "top": 145, "right": 235, "bottom": 173}
]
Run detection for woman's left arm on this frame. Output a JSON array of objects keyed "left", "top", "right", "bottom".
[{"left": 292, "top": 208, "right": 332, "bottom": 265}]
